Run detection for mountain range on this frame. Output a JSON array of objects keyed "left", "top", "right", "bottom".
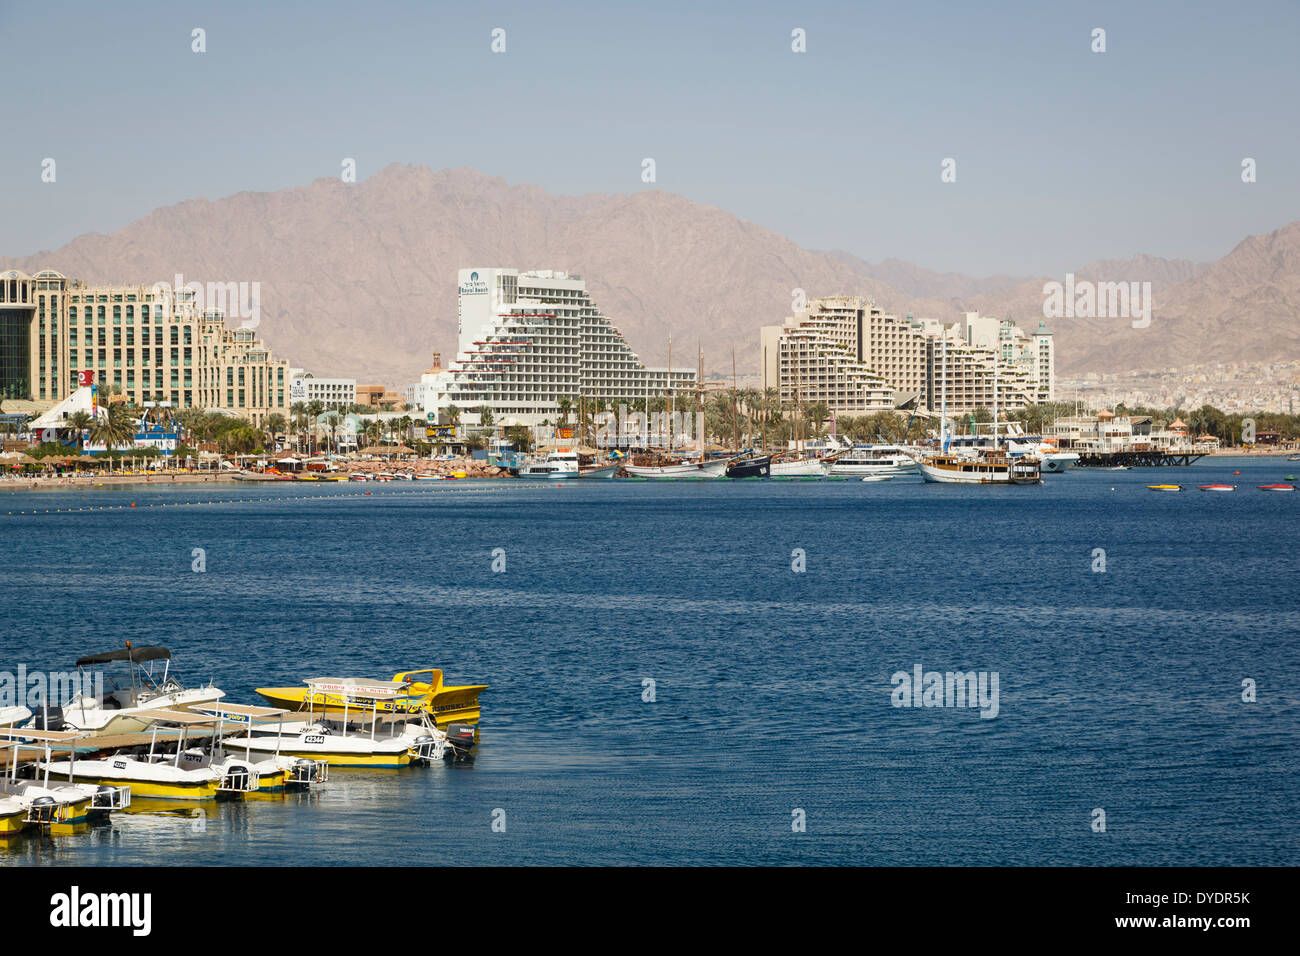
[{"left": 4, "top": 164, "right": 1297, "bottom": 384}]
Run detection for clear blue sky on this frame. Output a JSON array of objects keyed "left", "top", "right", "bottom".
[{"left": 2, "top": 0, "right": 1295, "bottom": 276}]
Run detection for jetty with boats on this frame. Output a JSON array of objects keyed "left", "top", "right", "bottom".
[{"left": 0, "top": 644, "right": 486, "bottom": 842}]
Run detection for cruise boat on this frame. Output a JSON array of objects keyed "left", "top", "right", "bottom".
[
  {"left": 770, "top": 457, "right": 827, "bottom": 477},
  {"left": 831, "top": 446, "right": 918, "bottom": 477},
  {"left": 256, "top": 670, "right": 486, "bottom": 728},
  {"left": 517, "top": 450, "right": 580, "bottom": 479},
  {"left": 56, "top": 645, "right": 225, "bottom": 737},
  {"left": 624, "top": 458, "right": 730, "bottom": 479},
  {"left": 919, "top": 453, "right": 1042, "bottom": 484}
]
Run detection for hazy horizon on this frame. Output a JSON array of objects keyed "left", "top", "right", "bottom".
[{"left": 3, "top": 0, "right": 1296, "bottom": 277}]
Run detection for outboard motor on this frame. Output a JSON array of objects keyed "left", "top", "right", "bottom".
[
  {"left": 444, "top": 723, "right": 477, "bottom": 755},
  {"left": 29, "top": 705, "right": 64, "bottom": 731},
  {"left": 28, "top": 795, "right": 59, "bottom": 825}
]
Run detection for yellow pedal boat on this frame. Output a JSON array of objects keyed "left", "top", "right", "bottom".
[{"left": 255, "top": 670, "right": 485, "bottom": 728}]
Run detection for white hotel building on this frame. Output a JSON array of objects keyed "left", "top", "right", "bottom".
[{"left": 417, "top": 268, "right": 696, "bottom": 427}]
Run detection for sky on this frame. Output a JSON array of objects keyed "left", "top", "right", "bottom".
[{"left": 1, "top": 0, "right": 1296, "bottom": 277}]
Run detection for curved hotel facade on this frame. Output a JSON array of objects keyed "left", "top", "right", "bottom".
[{"left": 415, "top": 268, "right": 696, "bottom": 427}]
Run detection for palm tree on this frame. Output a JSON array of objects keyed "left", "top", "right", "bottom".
[
  {"left": 306, "top": 400, "right": 325, "bottom": 455},
  {"left": 90, "top": 403, "right": 134, "bottom": 455},
  {"left": 556, "top": 398, "right": 572, "bottom": 427},
  {"left": 264, "top": 412, "right": 288, "bottom": 447},
  {"left": 66, "top": 410, "right": 93, "bottom": 452}
]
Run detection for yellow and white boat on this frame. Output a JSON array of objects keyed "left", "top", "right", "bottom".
[
  {"left": 2, "top": 729, "right": 130, "bottom": 827},
  {"left": 181, "top": 703, "right": 327, "bottom": 791},
  {"left": 256, "top": 669, "right": 485, "bottom": 728},
  {"left": 40, "top": 709, "right": 257, "bottom": 801},
  {"left": 225, "top": 681, "right": 457, "bottom": 768},
  {"left": 0, "top": 796, "right": 27, "bottom": 838}
]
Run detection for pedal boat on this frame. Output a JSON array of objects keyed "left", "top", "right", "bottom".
[
  {"left": 56, "top": 644, "right": 225, "bottom": 737},
  {"left": 1, "top": 729, "right": 130, "bottom": 827},
  {"left": 225, "top": 682, "right": 457, "bottom": 768},
  {"left": 256, "top": 670, "right": 486, "bottom": 728},
  {"left": 40, "top": 709, "right": 257, "bottom": 801}
]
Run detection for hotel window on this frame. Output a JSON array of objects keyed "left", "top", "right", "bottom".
[{"left": 97, "top": 306, "right": 105, "bottom": 324}]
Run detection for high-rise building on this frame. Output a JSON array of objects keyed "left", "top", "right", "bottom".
[
  {"left": 760, "top": 297, "right": 1054, "bottom": 417},
  {"left": 422, "top": 268, "right": 696, "bottom": 426},
  {"left": 0, "top": 269, "right": 290, "bottom": 425}
]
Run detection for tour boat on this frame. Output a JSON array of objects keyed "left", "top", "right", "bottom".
[
  {"left": 1197, "top": 484, "right": 1236, "bottom": 492},
  {"left": 769, "top": 457, "right": 827, "bottom": 477},
  {"left": 1147, "top": 484, "right": 1183, "bottom": 492},
  {"left": 919, "top": 453, "right": 1041, "bottom": 484},
  {"left": 2, "top": 728, "right": 131, "bottom": 825},
  {"left": 256, "top": 669, "right": 485, "bottom": 728},
  {"left": 577, "top": 462, "right": 620, "bottom": 479},
  {"left": 57, "top": 645, "right": 225, "bottom": 737},
  {"left": 40, "top": 709, "right": 257, "bottom": 800},
  {"left": 831, "top": 446, "right": 917, "bottom": 476},
  {"left": 178, "top": 703, "right": 328, "bottom": 791},
  {"left": 1257, "top": 484, "right": 1295, "bottom": 492},
  {"left": 517, "top": 450, "right": 581, "bottom": 479},
  {"left": 1039, "top": 452, "right": 1080, "bottom": 473},
  {"left": 623, "top": 458, "right": 730, "bottom": 479}
]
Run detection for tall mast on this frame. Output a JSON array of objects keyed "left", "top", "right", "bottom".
[
  {"left": 732, "top": 346, "right": 739, "bottom": 452},
  {"left": 667, "top": 335, "right": 673, "bottom": 456},
  {"left": 762, "top": 345, "right": 768, "bottom": 453}
]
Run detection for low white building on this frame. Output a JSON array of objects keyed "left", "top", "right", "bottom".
[{"left": 288, "top": 369, "right": 356, "bottom": 409}]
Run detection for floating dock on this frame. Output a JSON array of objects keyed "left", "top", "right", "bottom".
[{"left": 1076, "top": 451, "right": 1205, "bottom": 467}]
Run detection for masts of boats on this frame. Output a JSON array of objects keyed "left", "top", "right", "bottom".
[
  {"left": 57, "top": 644, "right": 225, "bottom": 737},
  {"left": 40, "top": 709, "right": 255, "bottom": 800}
]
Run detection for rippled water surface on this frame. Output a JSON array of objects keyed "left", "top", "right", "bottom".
[{"left": 2, "top": 458, "right": 1297, "bottom": 865}]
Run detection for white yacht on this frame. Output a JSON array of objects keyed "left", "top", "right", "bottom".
[
  {"left": 516, "top": 450, "right": 581, "bottom": 479},
  {"left": 830, "top": 446, "right": 917, "bottom": 476},
  {"left": 57, "top": 645, "right": 225, "bottom": 737}
]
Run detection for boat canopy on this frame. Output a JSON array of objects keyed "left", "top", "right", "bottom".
[{"left": 75, "top": 645, "right": 171, "bottom": 667}]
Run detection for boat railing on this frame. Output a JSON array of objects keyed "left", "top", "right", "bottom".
[
  {"left": 23, "top": 799, "right": 72, "bottom": 826},
  {"left": 288, "top": 760, "right": 328, "bottom": 785},
  {"left": 91, "top": 784, "right": 132, "bottom": 810},
  {"left": 217, "top": 765, "right": 260, "bottom": 793}
]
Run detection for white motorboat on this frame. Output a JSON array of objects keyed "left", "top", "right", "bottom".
[
  {"left": 517, "top": 450, "right": 580, "bottom": 479},
  {"left": 1039, "top": 452, "right": 1080, "bottom": 473},
  {"left": 770, "top": 457, "right": 827, "bottom": 477},
  {"left": 0, "top": 706, "right": 31, "bottom": 730},
  {"left": 859, "top": 475, "right": 893, "bottom": 482},
  {"left": 830, "top": 446, "right": 917, "bottom": 476},
  {"left": 624, "top": 458, "right": 730, "bottom": 479},
  {"left": 187, "top": 703, "right": 327, "bottom": 790},
  {"left": 57, "top": 645, "right": 225, "bottom": 737}
]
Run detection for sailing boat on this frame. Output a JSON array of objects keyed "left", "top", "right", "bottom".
[{"left": 626, "top": 342, "right": 731, "bottom": 479}]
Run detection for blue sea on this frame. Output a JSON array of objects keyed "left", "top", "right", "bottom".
[{"left": 1, "top": 458, "right": 1297, "bottom": 866}]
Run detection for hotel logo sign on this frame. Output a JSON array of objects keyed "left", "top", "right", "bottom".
[{"left": 458, "top": 270, "right": 489, "bottom": 296}]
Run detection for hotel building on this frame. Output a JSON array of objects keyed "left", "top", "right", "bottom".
[
  {"left": 0, "top": 269, "right": 289, "bottom": 425},
  {"left": 420, "top": 268, "right": 696, "bottom": 426},
  {"left": 760, "top": 298, "right": 1054, "bottom": 417},
  {"left": 288, "top": 370, "right": 357, "bottom": 409}
]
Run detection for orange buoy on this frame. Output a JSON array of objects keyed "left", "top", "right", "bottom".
[{"left": 130, "top": 502, "right": 136, "bottom": 507}]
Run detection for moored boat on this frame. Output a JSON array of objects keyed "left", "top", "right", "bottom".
[
  {"left": 624, "top": 458, "right": 730, "bottom": 479},
  {"left": 56, "top": 644, "right": 224, "bottom": 737},
  {"left": 831, "top": 446, "right": 917, "bottom": 477},
  {"left": 256, "top": 669, "right": 485, "bottom": 728},
  {"left": 725, "top": 453, "right": 771, "bottom": 479},
  {"left": 769, "top": 457, "right": 827, "bottom": 477},
  {"left": 919, "top": 453, "right": 1041, "bottom": 484}
]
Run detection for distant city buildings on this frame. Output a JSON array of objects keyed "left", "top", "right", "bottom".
[
  {"left": 759, "top": 298, "right": 1054, "bottom": 417},
  {"left": 418, "top": 268, "right": 697, "bottom": 427},
  {"left": 1, "top": 269, "right": 289, "bottom": 425},
  {"left": 288, "top": 369, "right": 356, "bottom": 409}
]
